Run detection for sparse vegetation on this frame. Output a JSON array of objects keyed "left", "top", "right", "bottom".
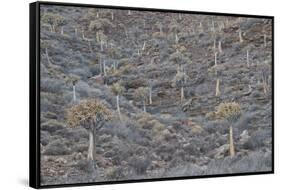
[{"left": 39, "top": 5, "right": 272, "bottom": 185}]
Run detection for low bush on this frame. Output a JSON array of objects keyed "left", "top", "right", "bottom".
[
  {"left": 205, "top": 151, "right": 272, "bottom": 174},
  {"left": 41, "top": 78, "right": 64, "bottom": 93},
  {"left": 128, "top": 156, "right": 151, "bottom": 175},
  {"left": 41, "top": 119, "right": 65, "bottom": 133},
  {"left": 43, "top": 139, "right": 71, "bottom": 155},
  {"left": 105, "top": 166, "right": 126, "bottom": 180}
]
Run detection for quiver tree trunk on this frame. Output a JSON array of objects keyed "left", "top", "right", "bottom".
[
  {"left": 99, "top": 59, "right": 103, "bottom": 75},
  {"left": 213, "top": 39, "right": 216, "bottom": 53},
  {"left": 215, "top": 79, "right": 220, "bottom": 97},
  {"left": 116, "top": 95, "right": 121, "bottom": 120},
  {"left": 199, "top": 22, "right": 203, "bottom": 33},
  {"left": 142, "top": 41, "right": 146, "bottom": 51},
  {"left": 88, "top": 41, "right": 93, "bottom": 54},
  {"left": 239, "top": 28, "right": 243, "bottom": 43},
  {"left": 113, "top": 61, "right": 116, "bottom": 72},
  {"left": 51, "top": 24, "right": 55, "bottom": 33},
  {"left": 88, "top": 129, "right": 94, "bottom": 161},
  {"left": 74, "top": 27, "right": 78, "bottom": 37},
  {"left": 87, "top": 125, "right": 97, "bottom": 167},
  {"left": 100, "top": 40, "right": 103, "bottom": 51},
  {"left": 229, "top": 126, "right": 235, "bottom": 157},
  {"left": 61, "top": 26, "right": 64, "bottom": 35},
  {"left": 149, "top": 87, "right": 152, "bottom": 105},
  {"left": 180, "top": 86, "right": 184, "bottom": 103},
  {"left": 103, "top": 60, "right": 107, "bottom": 76},
  {"left": 45, "top": 48, "right": 52, "bottom": 65},
  {"left": 218, "top": 40, "right": 222, "bottom": 53},
  {"left": 175, "top": 33, "right": 179, "bottom": 44},
  {"left": 212, "top": 19, "right": 215, "bottom": 32},
  {"left": 246, "top": 50, "right": 250, "bottom": 67},
  {"left": 82, "top": 30, "right": 86, "bottom": 41},
  {"left": 215, "top": 52, "right": 218, "bottom": 67},
  {"left": 262, "top": 75, "right": 268, "bottom": 95},
  {"left": 143, "top": 100, "right": 146, "bottom": 112}
]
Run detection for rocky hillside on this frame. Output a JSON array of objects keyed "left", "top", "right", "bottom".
[{"left": 39, "top": 4, "right": 272, "bottom": 185}]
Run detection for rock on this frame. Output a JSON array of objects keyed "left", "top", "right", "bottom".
[
  {"left": 55, "top": 157, "right": 67, "bottom": 164},
  {"left": 74, "top": 152, "right": 83, "bottom": 160},
  {"left": 44, "top": 111, "right": 58, "bottom": 119},
  {"left": 239, "top": 130, "right": 250, "bottom": 144},
  {"left": 213, "top": 144, "right": 230, "bottom": 159}
]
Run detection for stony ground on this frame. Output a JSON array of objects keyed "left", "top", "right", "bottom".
[{"left": 39, "top": 5, "right": 272, "bottom": 185}]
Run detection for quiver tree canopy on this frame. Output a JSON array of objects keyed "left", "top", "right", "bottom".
[
  {"left": 215, "top": 102, "right": 242, "bottom": 123},
  {"left": 65, "top": 99, "right": 112, "bottom": 129},
  {"left": 111, "top": 82, "right": 124, "bottom": 96}
]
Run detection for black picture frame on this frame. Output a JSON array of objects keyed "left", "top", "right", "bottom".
[{"left": 30, "top": 1, "right": 274, "bottom": 189}]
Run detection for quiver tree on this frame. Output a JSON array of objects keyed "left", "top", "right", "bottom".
[
  {"left": 40, "top": 40, "right": 52, "bottom": 65},
  {"left": 216, "top": 102, "right": 242, "bottom": 157},
  {"left": 135, "top": 87, "right": 149, "bottom": 112},
  {"left": 168, "top": 20, "right": 180, "bottom": 44},
  {"left": 156, "top": 21, "right": 164, "bottom": 36},
  {"left": 199, "top": 21, "right": 204, "bottom": 33},
  {"left": 66, "top": 99, "right": 112, "bottom": 165},
  {"left": 169, "top": 51, "right": 185, "bottom": 71},
  {"left": 89, "top": 18, "right": 114, "bottom": 45},
  {"left": 66, "top": 74, "right": 80, "bottom": 103},
  {"left": 108, "top": 47, "right": 121, "bottom": 72},
  {"left": 111, "top": 82, "right": 125, "bottom": 120},
  {"left": 148, "top": 79, "right": 156, "bottom": 105},
  {"left": 238, "top": 27, "right": 243, "bottom": 43},
  {"left": 261, "top": 69, "right": 270, "bottom": 95},
  {"left": 173, "top": 70, "right": 186, "bottom": 103},
  {"left": 41, "top": 13, "right": 66, "bottom": 33}
]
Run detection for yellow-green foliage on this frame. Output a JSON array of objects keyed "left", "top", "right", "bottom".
[
  {"left": 151, "top": 120, "right": 166, "bottom": 135},
  {"left": 216, "top": 102, "right": 242, "bottom": 121},
  {"left": 89, "top": 18, "right": 115, "bottom": 31},
  {"left": 135, "top": 87, "right": 149, "bottom": 100},
  {"left": 136, "top": 112, "right": 153, "bottom": 124},
  {"left": 136, "top": 113, "right": 165, "bottom": 135},
  {"left": 65, "top": 99, "right": 111, "bottom": 128},
  {"left": 41, "top": 13, "right": 66, "bottom": 27},
  {"left": 40, "top": 40, "right": 49, "bottom": 49},
  {"left": 113, "top": 64, "right": 132, "bottom": 76},
  {"left": 66, "top": 74, "right": 80, "bottom": 85},
  {"left": 111, "top": 82, "right": 124, "bottom": 95}
]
